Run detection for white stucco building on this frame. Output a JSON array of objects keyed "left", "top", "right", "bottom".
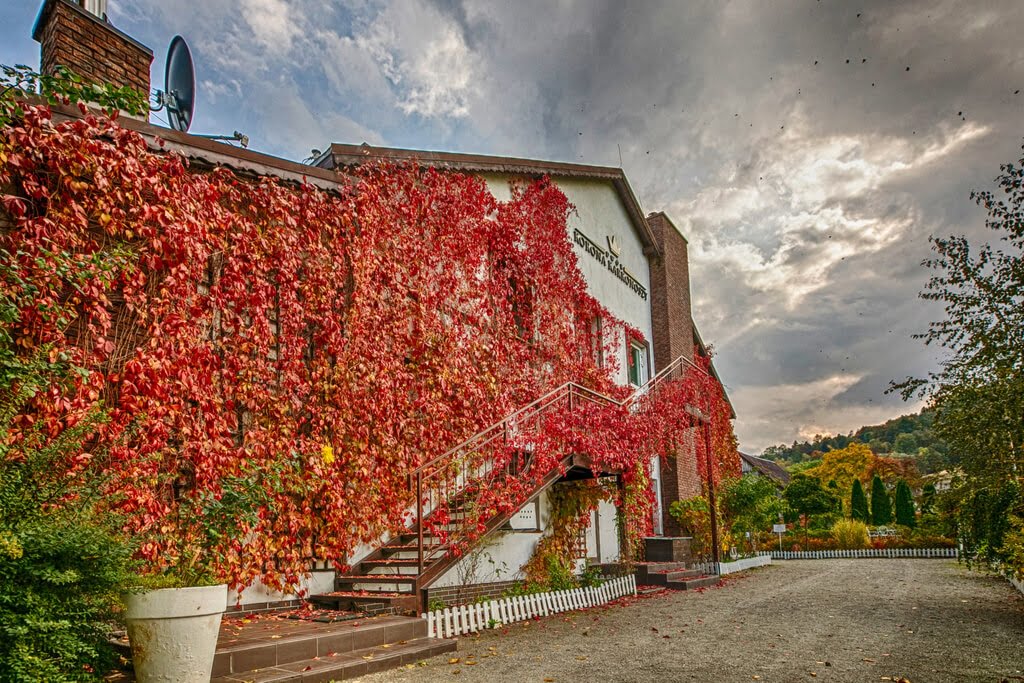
[{"left": 317, "top": 145, "right": 670, "bottom": 592}]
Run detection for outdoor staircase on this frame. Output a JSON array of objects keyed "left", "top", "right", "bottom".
[
  {"left": 635, "top": 561, "right": 721, "bottom": 591},
  {"left": 209, "top": 612, "right": 456, "bottom": 683},
  {"left": 312, "top": 355, "right": 706, "bottom": 616}
]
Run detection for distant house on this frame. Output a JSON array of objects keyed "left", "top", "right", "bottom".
[
  {"left": 920, "top": 469, "right": 958, "bottom": 493},
  {"left": 739, "top": 452, "right": 791, "bottom": 488}
]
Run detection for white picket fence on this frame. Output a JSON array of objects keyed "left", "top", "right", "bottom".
[
  {"left": 717, "top": 554, "right": 772, "bottom": 574},
  {"left": 422, "top": 575, "right": 637, "bottom": 638},
  {"left": 762, "top": 548, "right": 958, "bottom": 560}
]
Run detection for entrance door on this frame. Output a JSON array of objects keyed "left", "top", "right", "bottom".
[{"left": 650, "top": 454, "right": 663, "bottom": 535}]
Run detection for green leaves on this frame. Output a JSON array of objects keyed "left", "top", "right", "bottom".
[
  {"left": 1, "top": 63, "right": 149, "bottom": 128},
  {"left": 783, "top": 474, "right": 839, "bottom": 523},
  {"left": 870, "top": 475, "right": 892, "bottom": 526},
  {"left": 850, "top": 479, "right": 869, "bottom": 523}
]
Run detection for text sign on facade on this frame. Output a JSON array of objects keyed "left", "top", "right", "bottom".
[{"left": 572, "top": 229, "right": 648, "bottom": 301}]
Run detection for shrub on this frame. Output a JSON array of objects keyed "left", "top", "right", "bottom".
[
  {"left": 668, "top": 496, "right": 712, "bottom": 557},
  {"left": 0, "top": 408, "right": 134, "bottom": 681},
  {"left": 850, "top": 479, "right": 870, "bottom": 523},
  {"left": 831, "top": 519, "right": 870, "bottom": 549},
  {"left": 870, "top": 475, "right": 892, "bottom": 526},
  {"left": 895, "top": 479, "right": 916, "bottom": 528}
]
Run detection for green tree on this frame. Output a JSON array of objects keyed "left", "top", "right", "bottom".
[
  {"left": 891, "top": 143, "right": 1024, "bottom": 575},
  {"left": 0, "top": 371, "right": 134, "bottom": 681},
  {"left": 870, "top": 475, "right": 892, "bottom": 526},
  {"left": 827, "top": 480, "right": 842, "bottom": 513},
  {"left": 783, "top": 474, "right": 839, "bottom": 539},
  {"left": 921, "top": 482, "right": 937, "bottom": 514},
  {"left": 894, "top": 433, "right": 919, "bottom": 454},
  {"left": 850, "top": 479, "right": 870, "bottom": 523},
  {"left": 894, "top": 479, "right": 916, "bottom": 527},
  {"left": 720, "top": 474, "right": 784, "bottom": 553}
]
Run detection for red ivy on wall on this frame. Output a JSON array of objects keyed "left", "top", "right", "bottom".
[{"left": 0, "top": 105, "right": 738, "bottom": 591}]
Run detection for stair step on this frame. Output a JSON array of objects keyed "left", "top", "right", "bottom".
[
  {"left": 361, "top": 558, "right": 434, "bottom": 569},
  {"left": 397, "top": 533, "right": 444, "bottom": 544},
  {"left": 665, "top": 575, "right": 721, "bottom": 591},
  {"left": 642, "top": 568, "right": 704, "bottom": 585},
  {"left": 637, "top": 561, "right": 692, "bottom": 573},
  {"left": 382, "top": 544, "right": 448, "bottom": 557},
  {"left": 335, "top": 574, "right": 417, "bottom": 584},
  {"left": 212, "top": 636, "right": 456, "bottom": 682},
  {"left": 309, "top": 592, "right": 420, "bottom": 615},
  {"left": 212, "top": 614, "right": 426, "bottom": 678}
]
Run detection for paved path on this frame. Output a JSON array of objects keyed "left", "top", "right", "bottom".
[{"left": 357, "top": 560, "right": 1024, "bottom": 682}]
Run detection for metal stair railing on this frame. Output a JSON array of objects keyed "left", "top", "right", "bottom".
[{"left": 407, "top": 354, "right": 710, "bottom": 589}]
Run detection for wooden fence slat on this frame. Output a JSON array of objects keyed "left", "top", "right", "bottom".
[{"left": 495, "top": 598, "right": 507, "bottom": 626}]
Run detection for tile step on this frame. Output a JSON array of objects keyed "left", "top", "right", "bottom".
[
  {"left": 665, "top": 575, "right": 721, "bottom": 591},
  {"left": 212, "top": 636, "right": 457, "bottom": 683},
  {"left": 309, "top": 592, "right": 420, "bottom": 615},
  {"left": 334, "top": 574, "right": 417, "bottom": 583},
  {"left": 213, "top": 615, "right": 425, "bottom": 676},
  {"left": 643, "top": 569, "right": 704, "bottom": 584}
]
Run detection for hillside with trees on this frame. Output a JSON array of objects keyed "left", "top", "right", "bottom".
[{"left": 760, "top": 409, "right": 956, "bottom": 475}]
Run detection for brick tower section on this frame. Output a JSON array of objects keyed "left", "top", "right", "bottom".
[
  {"left": 33, "top": 0, "right": 153, "bottom": 97},
  {"left": 647, "top": 211, "right": 703, "bottom": 536}
]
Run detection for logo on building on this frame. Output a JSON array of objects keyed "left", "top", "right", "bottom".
[
  {"left": 573, "top": 229, "right": 648, "bottom": 301},
  {"left": 607, "top": 234, "right": 621, "bottom": 257}
]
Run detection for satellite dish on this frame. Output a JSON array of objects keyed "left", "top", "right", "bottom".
[{"left": 160, "top": 36, "right": 195, "bottom": 132}]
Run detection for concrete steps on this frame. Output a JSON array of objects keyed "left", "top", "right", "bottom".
[
  {"left": 665, "top": 574, "right": 721, "bottom": 591},
  {"left": 309, "top": 591, "right": 419, "bottom": 616},
  {"left": 642, "top": 568, "right": 705, "bottom": 585},
  {"left": 212, "top": 613, "right": 455, "bottom": 682}
]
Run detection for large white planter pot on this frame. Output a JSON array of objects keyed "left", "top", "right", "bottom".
[{"left": 123, "top": 584, "right": 227, "bottom": 683}]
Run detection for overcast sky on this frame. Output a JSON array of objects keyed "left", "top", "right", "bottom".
[{"left": 3, "top": 0, "right": 1022, "bottom": 453}]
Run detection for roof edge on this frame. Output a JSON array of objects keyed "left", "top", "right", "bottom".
[{"left": 322, "top": 143, "right": 661, "bottom": 257}]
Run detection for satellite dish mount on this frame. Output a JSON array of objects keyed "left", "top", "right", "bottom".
[{"left": 152, "top": 36, "right": 195, "bottom": 132}]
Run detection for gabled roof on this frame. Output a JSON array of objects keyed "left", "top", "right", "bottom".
[
  {"left": 316, "top": 143, "right": 661, "bottom": 258},
  {"left": 740, "top": 452, "right": 791, "bottom": 486}
]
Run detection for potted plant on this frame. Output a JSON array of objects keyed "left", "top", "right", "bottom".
[{"left": 123, "top": 465, "right": 269, "bottom": 682}]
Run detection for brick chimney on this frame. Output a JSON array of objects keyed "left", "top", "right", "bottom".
[
  {"left": 32, "top": 0, "right": 153, "bottom": 98},
  {"left": 647, "top": 211, "right": 701, "bottom": 536},
  {"left": 647, "top": 211, "right": 695, "bottom": 370}
]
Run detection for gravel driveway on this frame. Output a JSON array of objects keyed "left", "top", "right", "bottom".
[{"left": 356, "top": 559, "right": 1024, "bottom": 683}]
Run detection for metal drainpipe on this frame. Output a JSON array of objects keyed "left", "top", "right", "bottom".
[{"left": 704, "top": 417, "right": 720, "bottom": 568}]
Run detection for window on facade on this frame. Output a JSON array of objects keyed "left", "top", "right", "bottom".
[
  {"left": 627, "top": 341, "right": 649, "bottom": 387},
  {"left": 590, "top": 315, "right": 604, "bottom": 368}
]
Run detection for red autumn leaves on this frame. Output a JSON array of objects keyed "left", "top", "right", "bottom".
[{"left": 0, "top": 104, "right": 737, "bottom": 592}]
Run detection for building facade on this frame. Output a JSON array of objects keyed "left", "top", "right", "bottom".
[{"left": 28, "top": 0, "right": 733, "bottom": 608}]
